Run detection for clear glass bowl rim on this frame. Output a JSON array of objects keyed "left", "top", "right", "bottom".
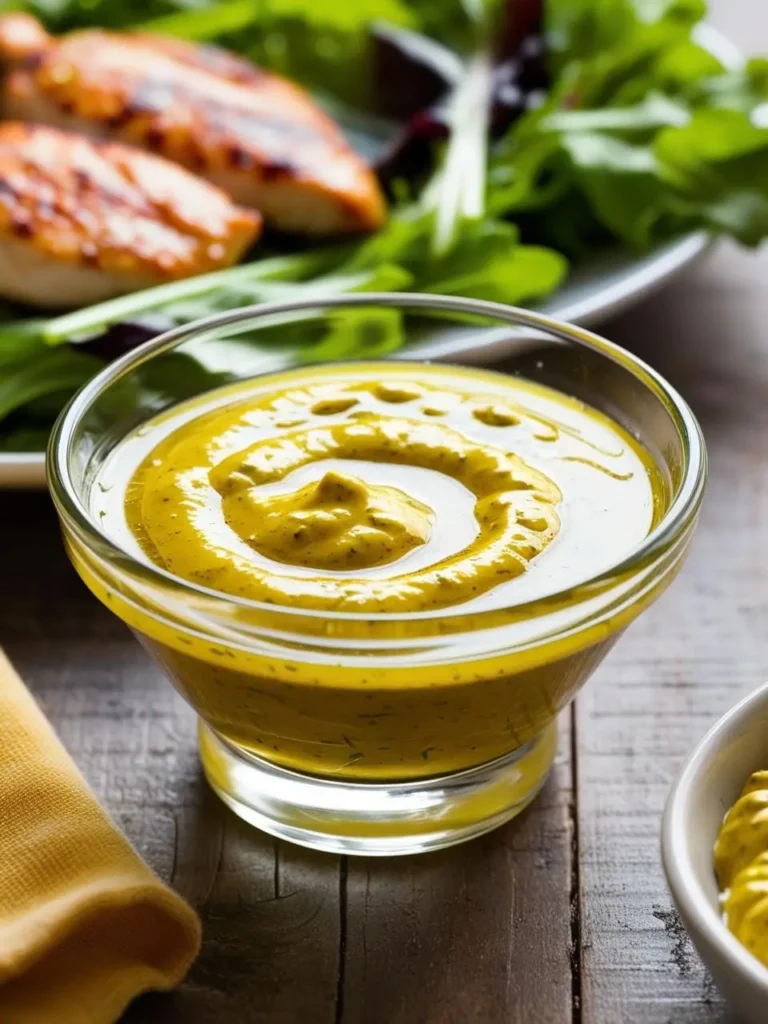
[{"left": 47, "top": 291, "right": 707, "bottom": 627}]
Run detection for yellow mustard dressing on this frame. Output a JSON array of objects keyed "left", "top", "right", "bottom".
[
  {"left": 231, "top": 469, "right": 434, "bottom": 572},
  {"left": 128, "top": 394, "right": 563, "bottom": 612},
  {"left": 715, "top": 770, "right": 768, "bottom": 965},
  {"left": 87, "top": 363, "right": 668, "bottom": 779}
]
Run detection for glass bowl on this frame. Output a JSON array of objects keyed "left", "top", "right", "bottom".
[{"left": 48, "top": 294, "right": 706, "bottom": 856}]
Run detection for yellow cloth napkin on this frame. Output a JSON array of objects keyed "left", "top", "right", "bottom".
[{"left": 0, "top": 649, "right": 201, "bottom": 1024}]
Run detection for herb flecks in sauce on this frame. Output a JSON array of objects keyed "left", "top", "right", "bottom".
[
  {"left": 223, "top": 468, "right": 433, "bottom": 571},
  {"left": 122, "top": 368, "right": 658, "bottom": 614},
  {"left": 133, "top": 398, "right": 562, "bottom": 611},
  {"left": 89, "top": 365, "right": 663, "bottom": 778}
]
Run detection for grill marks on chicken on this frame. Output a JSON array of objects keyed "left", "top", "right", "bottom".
[
  {"left": 128, "top": 33, "right": 270, "bottom": 87},
  {"left": 0, "top": 122, "right": 261, "bottom": 308},
  {"left": 0, "top": 14, "right": 387, "bottom": 236}
]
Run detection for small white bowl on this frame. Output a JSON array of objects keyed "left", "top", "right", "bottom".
[{"left": 662, "top": 681, "right": 768, "bottom": 1023}]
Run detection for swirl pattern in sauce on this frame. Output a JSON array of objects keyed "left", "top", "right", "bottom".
[
  {"left": 119, "top": 367, "right": 659, "bottom": 614},
  {"left": 87, "top": 364, "right": 666, "bottom": 778}
]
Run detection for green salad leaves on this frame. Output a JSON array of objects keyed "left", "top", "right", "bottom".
[{"left": 2, "top": 0, "right": 768, "bottom": 451}]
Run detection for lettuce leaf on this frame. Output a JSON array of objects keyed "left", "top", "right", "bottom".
[
  {"left": 547, "top": 0, "right": 706, "bottom": 72},
  {"left": 685, "top": 58, "right": 768, "bottom": 112},
  {"left": 485, "top": 0, "right": 768, "bottom": 253},
  {"left": 655, "top": 109, "right": 768, "bottom": 243},
  {"left": 347, "top": 207, "right": 567, "bottom": 303},
  {"left": 0, "top": 343, "right": 103, "bottom": 424}
]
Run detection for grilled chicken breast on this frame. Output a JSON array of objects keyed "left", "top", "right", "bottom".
[
  {"left": 0, "top": 13, "right": 387, "bottom": 236},
  {"left": 0, "top": 121, "right": 260, "bottom": 308}
]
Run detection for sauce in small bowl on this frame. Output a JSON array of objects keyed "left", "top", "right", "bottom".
[
  {"left": 90, "top": 363, "right": 665, "bottom": 780},
  {"left": 49, "top": 294, "right": 706, "bottom": 854}
]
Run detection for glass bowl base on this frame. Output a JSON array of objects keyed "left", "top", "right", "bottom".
[{"left": 198, "top": 721, "right": 558, "bottom": 856}]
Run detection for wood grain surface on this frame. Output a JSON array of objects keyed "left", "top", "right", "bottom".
[
  {"left": 0, "top": 496, "right": 575, "bottom": 1024},
  {"left": 1, "top": 2, "right": 766, "bottom": 1020}
]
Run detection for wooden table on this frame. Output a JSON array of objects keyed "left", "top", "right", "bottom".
[{"left": 3, "top": 3, "right": 768, "bottom": 1019}]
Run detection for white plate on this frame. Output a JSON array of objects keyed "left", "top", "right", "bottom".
[{"left": 0, "top": 25, "right": 738, "bottom": 489}]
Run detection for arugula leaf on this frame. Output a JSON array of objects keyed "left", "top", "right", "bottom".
[
  {"left": 547, "top": 0, "right": 705, "bottom": 70},
  {"left": 0, "top": 320, "right": 50, "bottom": 362},
  {"left": 485, "top": 0, "right": 768, "bottom": 257},
  {"left": 687, "top": 58, "right": 768, "bottom": 112},
  {"left": 426, "top": 241, "right": 567, "bottom": 304},
  {"left": 0, "top": 346, "right": 103, "bottom": 424},
  {"left": 347, "top": 206, "right": 567, "bottom": 302},
  {"left": 652, "top": 37, "right": 724, "bottom": 91},
  {"left": 655, "top": 109, "right": 768, "bottom": 244},
  {"left": 547, "top": 0, "right": 638, "bottom": 64},
  {"left": 559, "top": 133, "right": 677, "bottom": 247},
  {"left": 487, "top": 132, "right": 569, "bottom": 215},
  {"left": 547, "top": 0, "right": 706, "bottom": 110},
  {"left": 414, "top": 221, "right": 567, "bottom": 302},
  {"left": 657, "top": 108, "right": 768, "bottom": 180},
  {"left": 506, "top": 103, "right": 768, "bottom": 253},
  {"left": 299, "top": 307, "right": 404, "bottom": 362}
]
